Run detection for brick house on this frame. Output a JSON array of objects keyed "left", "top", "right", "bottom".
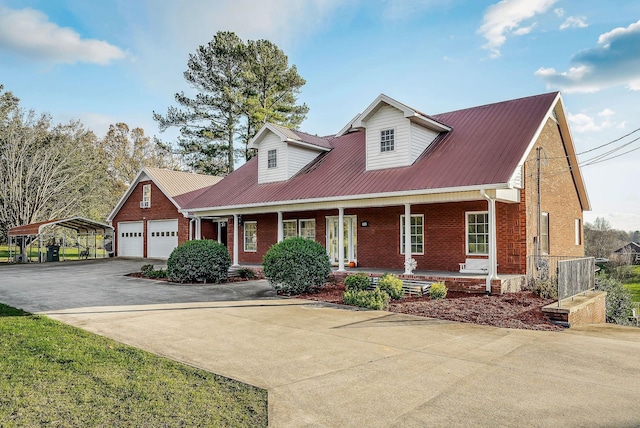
[
  {"left": 183, "top": 92, "right": 589, "bottom": 292},
  {"left": 107, "top": 167, "right": 222, "bottom": 258}
]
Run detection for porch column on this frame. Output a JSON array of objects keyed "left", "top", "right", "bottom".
[
  {"left": 232, "top": 214, "right": 239, "bottom": 267},
  {"left": 189, "top": 219, "right": 194, "bottom": 240},
  {"left": 338, "top": 207, "right": 345, "bottom": 272},
  {"left": 404, "top": 203, "right": 412, "bottom": 274},
  {"left": 483, "top": 191, "right": 498, "bottom": 294},
  {"left": 217, "top": 221, "right": 222, "bottom": 244},
  {"left": 277, "top": 211, "right": 284, "bottom": 242},
  {"left": 195, "top": 218, "right": 202, "bottom": 240}
]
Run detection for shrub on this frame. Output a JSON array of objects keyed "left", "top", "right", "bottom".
[
  {"left": 167, "top": 240, "right": 231, "bottom": 284},
  {"left": 146, "top": 269, "right": 168, "bottom": 279},
  {"left": 377, "top": 273, "right": 404, "bottom": 300},
  {"left": 237, "top": 267, "right": 256, "bottom": 279},
  {"left": 342, "top": 288, "right": 389, "bottom": 310},
  {"left": 344, "top": 272, "right": 371, "bottom": 291},
  {"left": 595, "top": 275, "right": 634, "bottom": 325},
  {"left": 141, "top": 264, "right": 155, "bottom": 275},
  {"left": 262, "top": 237, "right": 331, "bottom": 294},
  {"left": 429, "top": 282, "right": 448, "bottom": 300},
  {"left": 532, "top": 278, "right": 558, "bottom": 299}
]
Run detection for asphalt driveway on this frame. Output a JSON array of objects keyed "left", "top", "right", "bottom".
[{"left": 1, "top": 259, "right": 640, "bottom": 427}]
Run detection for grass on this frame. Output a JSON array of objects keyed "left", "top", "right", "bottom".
[
  {"left": 0, "top": 244, "right": 107, "bottom": 262},
  {"left": 621, "top": 265, "right": 640, "bottom": 302},
  {"left": 0, "top": 303, "right": 267, "bottom": 427}
]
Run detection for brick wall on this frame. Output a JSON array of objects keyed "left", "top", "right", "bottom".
[
  {"left": 112, "top": 180, "right": 189, "bottom": 257},
  {"left": 524, "top": 118, "right": 585, "bottom": 258}
]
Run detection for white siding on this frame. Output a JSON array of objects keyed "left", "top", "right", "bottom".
[
  {"left": 287, "top": 145, "right": 320, "bottom": 179},
  {"left": 409, "top": 122, "right": 439, "bottom": 163},
  {"left": 365, "top": 105, "right": 410, "bottom": 170},
  {"left": 258, "top": 133, "right": 288, "bottom": 184}
]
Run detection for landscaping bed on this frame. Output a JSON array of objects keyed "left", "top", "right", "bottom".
[{"left": 296, "top": 283, "right": 562, "bottom": 331}]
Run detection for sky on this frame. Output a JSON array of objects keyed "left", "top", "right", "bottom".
[{"left": 1, "top": 0, "right": 639, "bottom": 231}]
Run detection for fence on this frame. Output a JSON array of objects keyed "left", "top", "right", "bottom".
[{"left": 527, "top": 256, "right": 596, "bottom": 307}]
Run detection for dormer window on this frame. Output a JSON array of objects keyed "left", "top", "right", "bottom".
[
  {"left": 267, "top": 149, "right": 277, "bottom": 168},
  {"left": 380, "top": 129, "right": 395, "bottom": 152}
]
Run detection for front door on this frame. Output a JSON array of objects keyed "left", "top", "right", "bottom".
[{"left": 326, "top": 216, "right": 357, "bottom": 265}]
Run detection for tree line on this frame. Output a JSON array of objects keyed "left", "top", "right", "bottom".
[
  {"left": 584, "top": 217, "right": 640, "bottom": 259},
  {"left": 0, "top": 31, "right": 308, "bottom": 241}
]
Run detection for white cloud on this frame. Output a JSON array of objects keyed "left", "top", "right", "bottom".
[
  {"left": 513, "top": 23, "right": 537, "bottom": 35},
  {"left": 559, "top": 16, "right": 588, "bottom": 30},
  {"left": 568, "top": 112, "right": 614, "bottom": 133},
  {"left": 554, "top": 8, "right": 564, "bottom": 17},
  {"left": 598, "top": 108, "right": 615, "bottom": 118},
  {"left": 536, "top": 19, "right": 640, "bottom": 92},
  {"left": 478, "top": 0, "right": 557, "bottom": 58},
  {"left": 0, "top": 7, "right": 126, "bottom": 65}
]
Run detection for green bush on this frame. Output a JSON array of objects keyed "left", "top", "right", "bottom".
[
  {"left": 342, "top": 288, "right": 389, "bottom": 310},
  {"left": 237, "top": 267, "right": 256, "bottom": 279},
  {"left": 167, "top": 240, "right": 231, "bottom": 284},
  {"left": 377, "top": 273, "right": 404, "bottom": 300},
  {"left": 146, "top": 269, "right": 168, "bottom": 279},
  {"left": 595, "top": 275, "right": 634, "bottom": 325},
  {"left": 344, "top": 272, "right": 371, "bottom": 291},
  {"left": 262, "top": 237, "right": 331, "bottom": 294},
  {"left": 141, "top": 264, "right": 155, "bottom": 275},
  {"left": 429, "top": 282, "right": 448, "bottom": 300},
  {"left": 532, "top": 278, "right": 558, "bottom": 299}
]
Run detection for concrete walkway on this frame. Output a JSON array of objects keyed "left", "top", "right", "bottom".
[{"left": 2, "top": 260, "right": 640, "bottom": 426}]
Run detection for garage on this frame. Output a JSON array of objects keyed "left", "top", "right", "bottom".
[
  {"left": 147, "top": 219, "right": 178, "bottom": 259},
  {"left": 117, "top": 221, "right": 143, "bottom": 257}
]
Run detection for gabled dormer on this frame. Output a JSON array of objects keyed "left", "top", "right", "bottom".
[
  {"left": 248, "top": 123, "right": 332, "bottom": 184},
  {"left": 341, "top": 94, "right": 451, "bottom": 171}
]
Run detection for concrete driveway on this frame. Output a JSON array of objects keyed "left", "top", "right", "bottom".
[{"left": 1, "top": 259, "right": 640, "bottom": 427}]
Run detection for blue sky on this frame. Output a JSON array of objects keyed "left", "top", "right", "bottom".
[{"left": 1, "top": 0, "right": 639, "bottom": 231}]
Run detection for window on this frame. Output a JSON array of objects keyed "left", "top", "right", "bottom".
[
  {"left": 400, "top": 215, "right": 424, "bottom": 254},
  {"left": 467, "top": 212, "right": 489, "bottom": 255},
  {"left": 575, "top": 219, "right": 582, "bottom": 246},
  {"left": 299, "top": 219, "right": 316, "bottom": 240},
  {"left": 283, "top": 220, "right": 297, "bottom": 239},
  {"left": 380, "top": 129, "right": 395, "bottom": 152},
  {"left": 142, "top": 184, "right": 151, "bottom": 207},
  {"left": 244, "top": 221, "right": 257, "bottom": 252},
  {"left": 541, "top": 212, "right": 549, "bottom": 254},
  {"left": 267, "top": 149, "right": 277, "bottom": 169}
]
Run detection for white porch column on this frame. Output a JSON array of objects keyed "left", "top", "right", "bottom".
[
  {"left": 195, "top": 218, "right": 202, "bottom": 240},
  {"left": 338, "top": 207, "right": 345, "bottom": 272},
  {"left": 482, "top": 191, "right": 498, "bottom": 294},
  {"left": 189, "top": 219, "right": 194, "bottom": 240},
  {"left": 232, "top": 214, "right": 239, "bottom": 267},
  {"left": 217, "top": 221, "right": 222, "bottom": 244},
  {"left": 277, "top": 211, "right": 284, "bottom": 242},
  {"left": 404, "top": 203, "right": 412, "bottom": 274}
]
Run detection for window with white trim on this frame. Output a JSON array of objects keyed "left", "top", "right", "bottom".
[
  {"left": 541, "top": 212, "right": 549, "bottom": 254},
  {"left": 400, "top": 214, "right": 424, "bottom": 254},
  {"left": 380, "top": 128, "right": 395, "bottom": 152},
  {"left": 467, "top": 212, "right": 489, "bottom": 255},
  {"left": 267, "top": 149, "right": 277, "bottom": 169},
  {"left": 244, "top": 221, "right": 257, "bottom": 252},
  {"left": 283, "top": 220, "right": 297, "bottom": 239},
  {"left": 142, "top": 184, "right": 151, "bottom": 207},
  {"left": 575, "top": 218, "right": 582, "bottom": 246},
  {"left": 299, "top": 219, "right": 316, "bottom": 240}
]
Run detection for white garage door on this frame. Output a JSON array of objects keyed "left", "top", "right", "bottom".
[
  {"left": 118, "top": 221, "right": 143, "bottom": 257},
  {"left": 147, "top": 219, "right": 179, "bottom": 259}
]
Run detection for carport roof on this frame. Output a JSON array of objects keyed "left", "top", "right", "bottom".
[{"left": 8, "top": 217, "right": 114, "bottom": 237}]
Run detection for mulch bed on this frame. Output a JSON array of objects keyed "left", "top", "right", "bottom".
[{"left": 296, "top": 283, "right": 562, "bottom": 331}]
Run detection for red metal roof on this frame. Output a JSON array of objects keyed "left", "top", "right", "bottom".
[
  {"left": 183, "top": 92, "right": 559, "bottom": 210},
  {"left": 8, "top": 217, "right": 113, "bottom": 236}
]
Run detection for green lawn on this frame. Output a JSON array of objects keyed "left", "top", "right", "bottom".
[
  {"left": 0, "top": 303, "right": 267, "bottom": 427},
  {"left": 622, "top": 265, "right": 640, "bottom": 302}
]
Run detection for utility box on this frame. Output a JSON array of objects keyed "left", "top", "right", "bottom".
[{"left": 46, "top": 245, "right": 60, "bottom": 262}]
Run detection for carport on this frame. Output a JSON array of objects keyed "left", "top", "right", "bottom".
[{"left": 7, "top": 217, "right": 114, "bottom": 263}]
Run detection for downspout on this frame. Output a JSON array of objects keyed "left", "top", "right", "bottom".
[{"left": 481, "top": 189, "right": 498, "bottom": 294}]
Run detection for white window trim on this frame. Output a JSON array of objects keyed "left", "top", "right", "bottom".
[
  {"left": 400, "top": 214, "right": 424, "bottom": 255},
  {"left": 142, "top": 184, "right": 151, "bottom": 206},
  {"left": 267, "top": 149, "right": 277, "bottom": 169},
  {"left": 575, "top": 218, "right": 581, "bottom": 246},
  {"left": 466, "top": 211, "right": 489, "bottom": 256},
  {"left": 380, "top": 128, "right": 396, "bottom": 153},
  {"left": 541, "top": 212, "right": 549, "bottom": 255},
  {"left": 299, "top": 218, "right": 316, "bottom": 240},
  {"left": 243, "top": 221, "right": 257, "bottom": 252},
  {"left": 283, "top": 219, "right": 297, "bottom": 239}
]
